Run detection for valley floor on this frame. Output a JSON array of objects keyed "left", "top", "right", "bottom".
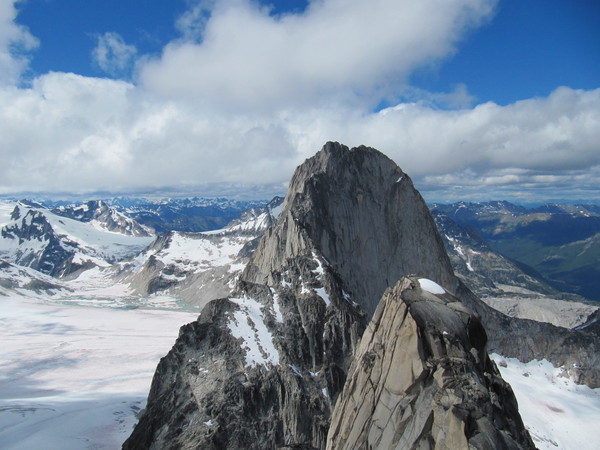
[
  {"left": 1, "top": 293, "right": 599, "bottom": 449},
  {"left": 491, "top": 354, "right": 600, "bottom": 450},
  {"left": 0, "top": 295, "right": 197, "bottom": 450}
]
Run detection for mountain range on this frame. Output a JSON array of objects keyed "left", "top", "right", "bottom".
[
  {"left": 432, "top": 201, "right": 600, "bottom": 301},
  {"left": 1, "top": 144, "right": 599, "bottom": 449},
  {"left": 120, "top": 142, "right": 597, "bottom": 449}
]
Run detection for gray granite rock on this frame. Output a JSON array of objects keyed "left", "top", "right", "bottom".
[
  {"left": 327, "top": 277, "right": 535, "bottom": 450},
  {"left": 124, "top": 142, "right": 600, "bottom": 450},
  {"left": 245, "top": 142, "right": 457, "bottom": 318}
]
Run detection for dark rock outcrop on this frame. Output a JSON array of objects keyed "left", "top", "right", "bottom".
[{"left": 327, "top": 277, "right": 534, "bottom": 449}]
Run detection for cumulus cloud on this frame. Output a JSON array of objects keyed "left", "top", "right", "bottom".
[
  {"left": 1, "top": 0, "right": 599, "bottom": 203},
  {"left": 175, "top": 0, "right": 216, "bottom": 42},
  {"left": 140, "top": 0, "right": 497, "bottom": 111},
  {"left": 1, "top": 71, "right": 598, "bottom": 199},
  {"left": 0, "top": 0, "right": 38, "bottom": 85},
  {"left": 92, "top": 32, "right": 137, "bottom": 77}
]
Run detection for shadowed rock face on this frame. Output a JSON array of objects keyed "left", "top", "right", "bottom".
[
  {"left": 327, "top": 277, "right": 535, "bottom": 450},
  {"left": 244, "top": 142, "right": 457, "bottom": 318}
]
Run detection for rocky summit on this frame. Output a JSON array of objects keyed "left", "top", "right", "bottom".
[
  {"left": 327, "top": 276, "right": 534, "bottom": 449},
  {"left": 124, "top": 142, "right": 598, "bottom": 449},
  {"left": 244, "top": 141, "right": 457, "bottom": 318}
]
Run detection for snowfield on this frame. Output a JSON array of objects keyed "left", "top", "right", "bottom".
[
  {"left": 2, "top": 293, "right": 600, "bottom": 449},
  {"left": 491, "top": 353, "right": 600, "bottom": 450},
  {"left": 0, "top": 295, "right": 196, "bottom": 449}
]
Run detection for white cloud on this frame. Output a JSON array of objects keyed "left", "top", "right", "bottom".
[
  {"left": 92, "top": 32, "right": 137, "bottom": 77},
  {"left": 0, "top": 0, "right": 38, "bottom": 85},
  {"left": 175, "top": 0, "right": 216, "bottom": 42},
  {"left": 0, "top": 0, "right": 599, "bottom": 203},
  {"left": 1, "top": 70, "right": 598, "bottom": 198},
  {"left": 140, "top": 0, "right": 497, "bottom": 111}
]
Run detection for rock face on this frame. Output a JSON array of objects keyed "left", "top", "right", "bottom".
[
  {"left": 245, "top": 142, "right": 457, "bottom": 318},
  {"left": 327, "top": 277, "right": 534, "bottom": 449},
  {"left": 124, "top": 142, "right": 598, "bottom": 449},
  {"left": 124, "top": 143, "right": 462, "bottom": 449}
]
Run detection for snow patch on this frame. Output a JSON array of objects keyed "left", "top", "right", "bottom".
[
  {"left": 311, "top": 251, "right": 325, "bottom": 277},
  {"left": 289, "top": 364, "right": 303, "bottom": 377},
  {"left": 269, "top": 203, "right": 283, "bottom": 218},
  {"left": 227, "top": 296, "right": 280, "bottom": 368},
  {"left": 418, "top": 278, "right": 445, "bottom": 295},
  {"left": 315, "top": 287, "right": 331, "bottom": 307},
  {"left": 342, "top": 290, "right": 352, "bottom": 304},
  {"left": 271, "top": 289, "right": 284, "bottom": 323}
]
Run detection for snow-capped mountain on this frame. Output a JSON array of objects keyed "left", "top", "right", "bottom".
[
  {"left": 107, "top": 196, "right": 270, "bottom": 233},
  {"left": 52, "top": 200, "right": 153, "bottom": 237},
  {"left": 0, "top": 197, "right": 283, "bottom": 311},
  {"left": 109, "top": 198, "right": 283, "bottom": 308},
  {"left": 2, "top": 152, "right": 600, "bottom": 449},
  {"left": 124, "top": 143, "right": 600, "bottom": 450},
  {"left": 0, "top": 201, "right": 154, "bottom": 278}
]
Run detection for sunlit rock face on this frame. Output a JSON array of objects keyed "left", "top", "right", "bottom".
[{"left": 327, "top": 276, "right": 535, "bottom": 450}]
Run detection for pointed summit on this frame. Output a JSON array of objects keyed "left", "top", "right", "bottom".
[{"left": 245, "top": 142, "right": 457, "bottom": 317}]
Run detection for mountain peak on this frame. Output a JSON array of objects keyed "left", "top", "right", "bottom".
[
  {"left": 246, "top": 142, "right": 457, "bottom": 317},
  {"left": 327, "top": 276, "right": 535, "bottom": 449}
]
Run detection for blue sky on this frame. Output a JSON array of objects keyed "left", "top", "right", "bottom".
[{"left": 1, "top": 0, "right": 599, "bottom": 202}]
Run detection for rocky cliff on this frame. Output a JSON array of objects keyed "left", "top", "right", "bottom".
[
  {"left": 244, "top": 142, "right": 457, "bottom": 318},
  {"left": 327, "top": 276, "right": 534, "bottom": 449},
  {"left": 124, "top": 142, "right": 598, "bottom": 449},
  {"left": 124, "top": 143, "right": 463, "bottom": 449}
]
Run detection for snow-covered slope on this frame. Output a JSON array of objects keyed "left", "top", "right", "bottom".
[
  {"left": 491, "top": 354, "right": 600, "bottom": 450},
  {"left": 0, "top": 201, "right": 15, "bottom": 227},
  {"left": 0, "top": 295, "right": 197, "bottom": 450},
  {"left": 0, "top": 260, "right": 69, "bottom": 297},
  {"left": 0, "top": 199, "right": 283, "bottom": 448},
  {"left": 0, "top": 202, "right": 154, "bottom": 277},
  {"left": 120, "top": 203, "right": 278, "bottom": 308}
]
